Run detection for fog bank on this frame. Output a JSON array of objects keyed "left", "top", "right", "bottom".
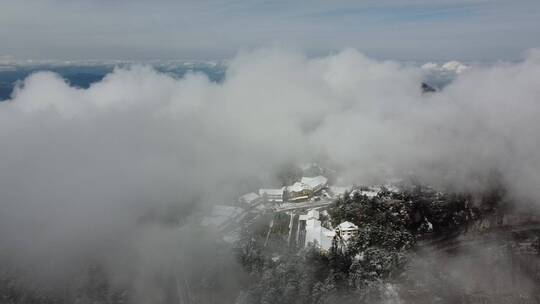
[{"left": 1, "top": 48, "right": 539, "bottom": 300}]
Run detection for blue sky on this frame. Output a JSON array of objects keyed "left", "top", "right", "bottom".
[{"left": 1, "top": 0, "right": 539, "bottom": 61}]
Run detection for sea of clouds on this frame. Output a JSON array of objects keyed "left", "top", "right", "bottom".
[{"left": 0, "top": 47, "right": 539, "bottom": 301}]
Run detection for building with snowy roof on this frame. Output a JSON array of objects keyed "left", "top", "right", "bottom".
[
  {"left": 298, "top": 209, "right": 335, "bottom": 251},
  {"left": 258, "top": 188, "right": 284, "bottom": 203},
  {"left": 300, "top": 175, "right": 328, "bottom": 193},
  {"left": 336, "top": 221, "right": 358, "bottom": 241},
  {"left": 286, "top": 182, "right": 311, "bottom": 202}
]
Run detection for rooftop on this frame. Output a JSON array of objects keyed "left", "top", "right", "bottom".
[
  {"left": 287, "top": 182, "right": 310, "bottom": 193},
  {"left": 259, "top": 188, "right": 284, "bottom": 196},
  {"left": 301, "top": 175, "right": 328, "bottom": 188},
  {"left": 337, "top": 221, "right": 358, "bottom": 230}
]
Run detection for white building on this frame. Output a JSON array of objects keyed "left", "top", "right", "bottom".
[
  {"left": 299, "top": 209, "right": 320, "bottom": 222},
  {"left": 301, "top": 175, "right": 328, "bottom": 193},
  {"left": 259, "top": 188, "right": 284, "bottom": 203},
  {"left": 239, "top": 192, "right": 262, "bottom": 208},
  {"left": 286, "top": 182, "right": 311, "bottom": 202},
  {"left": 299, "top": 210, "right": 335, "bottom": 251},
  {"left": 335, "top": 221, "right": 359, "bottom": 242}
]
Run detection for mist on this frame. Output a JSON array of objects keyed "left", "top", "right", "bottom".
[{"left": 1, "top": 48, "right": 539, "bottom": 301}]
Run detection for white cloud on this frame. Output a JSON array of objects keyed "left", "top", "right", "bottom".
[{"left": 1, "top": 47, "right": 540, "bottom": 299}]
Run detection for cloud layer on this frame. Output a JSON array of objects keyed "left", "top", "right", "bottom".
[{"left": 1, "top": 48, "right": 539, "bottom": 300}]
